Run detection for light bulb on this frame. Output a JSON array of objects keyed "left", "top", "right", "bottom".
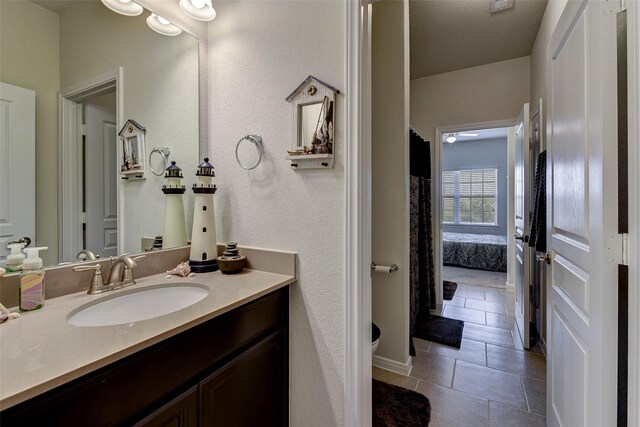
[
  {"left": 101, "top": 0, "right": 143, "bottom": 16},
  {"left": 179, "top": 0, "right": 216, "bottom": 21},
  {"left": 446, "top": 135, "right": 456, "bottom": 144},
  {"left": 147, "top": 13, "right": 183, "bottom": 36}
]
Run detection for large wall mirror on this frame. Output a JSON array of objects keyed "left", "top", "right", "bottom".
[{"left": 0, "top": 0, "right": 201, "bottom": 267}]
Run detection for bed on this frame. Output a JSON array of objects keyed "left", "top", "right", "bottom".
[{"left": 442, "top": 232, "right": 508, "bottom": 272}]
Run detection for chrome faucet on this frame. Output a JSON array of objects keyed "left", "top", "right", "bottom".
[
  {"left": 76, "top": 249, "right": 98, "bottom": 261},
  {"left": 107, "top": 255, "right": 142, "bottom": 288},
  {"left": 73, "top": 255, "right": 145, "bottom": 294}
]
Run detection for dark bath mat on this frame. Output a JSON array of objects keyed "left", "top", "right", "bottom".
[
  {"left": 443, "top": 281, "right": 458, "bottom": 300},
  {"left": 373, "top": 379, "right": 431, "bottom": 427},
  {"left": 413, "top": 315, "right": 464, "bottom": 348}
]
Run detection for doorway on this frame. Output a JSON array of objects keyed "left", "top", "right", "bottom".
[
  {"left": 82, "top": 92, "right": 118, "bottom": 259},
  {"left": 58, "top": 68, "right": 123, "bottom": 263}
]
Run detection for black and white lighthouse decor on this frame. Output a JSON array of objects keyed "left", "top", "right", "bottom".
[
  {"left": 162, "top": 161, "right": 188, "bottom": 249},
  {"left": 189, "top": 158, "right": 218, "bottom": 273}
]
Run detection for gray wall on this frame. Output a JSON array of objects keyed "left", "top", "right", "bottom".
[{"left": 442, "top": 137, "right": 508, "bottom": 236}]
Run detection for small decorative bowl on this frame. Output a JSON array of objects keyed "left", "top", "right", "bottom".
[{"left": 217, "top": 255, "right": 247, "bottom": 275}]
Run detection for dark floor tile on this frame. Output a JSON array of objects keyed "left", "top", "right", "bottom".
[
  {"left": 486, "top": 313, "right": 518, "bottom": 330},
  {"left": 443, "top": 305, "right": 486, "bottom": 325},
  {"left": 486, "top": 344, "right": 546, "bottom": 381},
  {"left": 489, "top": 401, "right": 546, "bottom": 427},
  {"left": 463, "top": 323, "right": 515, "bottom": 348},
  {"left": 484, "top": 291, "right": 508, "bottom": 303},
  {"left": 465, "top": 298, "right": 507, "bottom": 315},
  {"left": 456, "top": 288, "right": 487, "bottom": 301},
  {"left": 444, "top": 296, "right": 466, "bottom": 307},
  {"left": 417, "top": 379, "right": 489, "bottom": 427},
  {"left": 522, "top": 377, "right": 546, "bottom": 416},
  {"left": 429, "top": 338, "right": 487, "bottom": 366},
  {"left": 453, "top": 361, "right": 527, "bottom": 410},
  {"left": 410, "top": 351, "right": 456, "bottom": 388}
]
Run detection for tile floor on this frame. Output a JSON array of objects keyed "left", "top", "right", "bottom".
[{"left": 373, "top": 283, "right": 547, "bottom": 427}]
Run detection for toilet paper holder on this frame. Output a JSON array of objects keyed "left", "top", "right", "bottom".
[{"left": 371, "top": 262, "right": 399, "bottom": 273}]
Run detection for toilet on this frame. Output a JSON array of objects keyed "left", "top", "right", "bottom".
[{"left": 372, "top": 323, "right": 381, "bottom": 354}]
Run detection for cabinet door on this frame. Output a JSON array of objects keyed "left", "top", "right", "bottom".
[
  {"left": 134, "top": 387, "right": 198, "bottom": 427},
  {"left": 200, "top": 331, "right": 286, "bottom": 427}
]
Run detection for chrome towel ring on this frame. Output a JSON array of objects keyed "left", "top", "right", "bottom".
[
  {"left": 235, "top": 135, "right": 264, "bottom": 170},
  {"left": 149, "top": 147, "right": 170, "bottom": 176}
]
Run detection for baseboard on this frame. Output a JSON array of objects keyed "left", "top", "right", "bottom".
[
  {"left": 372, "top": 354, "right": 413, "bottom": 376},
  {"left": 505, "top": 281, "right": 516, "bottom": 290}
]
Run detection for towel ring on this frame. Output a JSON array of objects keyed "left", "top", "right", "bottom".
[
  {"left": 235, "top": 135, "right": 263, "bottom": 170},
  {"left": 149, "top": 147, "right": 170, "bottom": 176}
]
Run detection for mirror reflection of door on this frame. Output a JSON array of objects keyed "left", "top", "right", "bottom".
[
  {"left": 0, "top": 82, "right": 35, "bottom": 264},
  {"left": 84, "top": 96, "right": 118, "bottom": 258}
]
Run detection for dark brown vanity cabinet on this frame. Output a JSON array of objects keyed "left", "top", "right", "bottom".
[{"left": 1, "top": 288, "right": 289, "bottom": 427}]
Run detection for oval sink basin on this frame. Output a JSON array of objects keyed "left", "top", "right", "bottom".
[{"left": 67, "top": 283, "right": 210, "bottom": 327}]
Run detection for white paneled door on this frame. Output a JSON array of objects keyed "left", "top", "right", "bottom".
[
  {"left": 84, "top": 103, "right": 118, "bottom": 258},
  {"left": 514, "top": 103, "right": 531, "bottom": 349},
  {"left": 0, "top": 83, "right": 35, "bottom": 263},
  {"left": 546, "top": 1, "right": 619, "bottom": 426}
]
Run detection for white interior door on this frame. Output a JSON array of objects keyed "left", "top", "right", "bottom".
[
  {"left": 514, "top": 103, "right": 531, "bottom": 349},
  {"left": 0, "top": 83, "right": 35, "bottom": 263},
  {"left": 84, "top": 103, "right": 118, "bottom": 258},
  {"left": 546, "top": 1, "right": 619, "bottom": 425}
]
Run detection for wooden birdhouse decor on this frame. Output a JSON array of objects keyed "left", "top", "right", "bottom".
[
  {"left": 118, "top": 119, "right": 146, "bottom": 180},
  {"left": 285, "top": 76, "right": 340, "bottom": 170}
]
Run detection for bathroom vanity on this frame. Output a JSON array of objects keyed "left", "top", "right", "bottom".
[{"left": 0, "top": 254, "right": 295, "bottom": 427}]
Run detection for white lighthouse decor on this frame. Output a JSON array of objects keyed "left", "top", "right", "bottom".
[
  {"left": 161, "top": 161, "right": 188, "bottom": 249},
  {"left": 189, "top": 158, "right": 218, "bottom": 272}
]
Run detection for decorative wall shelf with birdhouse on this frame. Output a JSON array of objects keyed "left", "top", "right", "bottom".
[
  {"left": 118, "top": 119, "right": 146, "bottom": 180},
  {"left": 286, "top": 76, "right": 339, "bottom": 170}
]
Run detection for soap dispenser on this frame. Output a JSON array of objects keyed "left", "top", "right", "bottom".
[
  {"left": 19, "top": 247, "right": 47, "bottom": 311},
  {"left": 5, "top": 242, "right": 26, "bottom": 273}
]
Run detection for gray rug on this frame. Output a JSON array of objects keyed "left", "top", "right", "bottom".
[{"left": 373, "top": 379, "right": 431, "bottom": 426}]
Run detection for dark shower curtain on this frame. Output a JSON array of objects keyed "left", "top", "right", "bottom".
[{"left": 409, "top": 128, "right": 436, "bottom": 356}]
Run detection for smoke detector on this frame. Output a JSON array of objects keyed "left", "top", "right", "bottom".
[{"left": 490, "top": 0, "right": 514, "bottom": 13}]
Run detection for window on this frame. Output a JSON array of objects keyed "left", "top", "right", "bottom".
[{"left": 443, "top": 168, "right": 497, "bottom": 225}]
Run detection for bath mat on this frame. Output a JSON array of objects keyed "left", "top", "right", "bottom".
[
  {"left": 413, "top": 315, "right": 464, "bottom": 348},
  {"left": 373, "top": 379, "right": 431, "bottom": 427},
  {"left": 443, "top": 281, "right": 458, "bottom": 300}
]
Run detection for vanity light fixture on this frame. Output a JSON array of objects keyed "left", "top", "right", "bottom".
[
  {"left": 446, "top": 134, "right": 457, "bottom": 144},
  {"left": 147, "top": 13, "right": 183, "bottom": 36},
  {"left": 101, "top": 0, "right": 143, "bottom": 16},
  {"left": 179, "top": 0, "right": 216, "bottom": 21}
]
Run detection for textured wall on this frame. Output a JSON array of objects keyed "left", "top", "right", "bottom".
[
  {"left": 207, "top": 1, "right": 346, "bottom": 425},
  {"left": 0, "top": 1, "right": 60, "bottom": 265},
  {"left": 411, "top": 56, "right": 531, "bottom": 146},
  {"left": 442, "top": 137, "right": 509, "bottom": 236},
  {"left": 371, "top": 0, "right": 411, "bottom": 368}
]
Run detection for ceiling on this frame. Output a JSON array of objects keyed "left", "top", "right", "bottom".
[
  {"left": 410, "top": 0, "right": 548, "bottom": 79},
  {"left": 442, "top": 127, "right": 509, "bottom": 143},
  {"left": 30, "top": 0, "right": 93, "bottom": 15}
]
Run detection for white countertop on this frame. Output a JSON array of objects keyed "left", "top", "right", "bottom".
[{"left": 0, "top": 269, "right": 295, "bottom": 410}]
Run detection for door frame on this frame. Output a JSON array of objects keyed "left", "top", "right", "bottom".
[
  {"left": 434, "top": 119, "right": 516, "bottom": 304},
  {"left": 58, "top": 67, "right": 123, "bottom": 262},
  {"left": 345, "top": 0, "right": 373, "bottom": 424},
  {"left": 627, "top": 0, "right": 640, "bottom": 424}
]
